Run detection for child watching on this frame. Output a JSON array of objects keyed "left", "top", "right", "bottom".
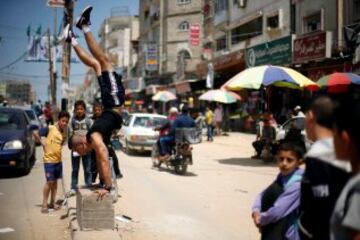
[
  {"left": 252, "top": 142, "right": 304, "bottom": 240},
  {"left": 68, "top": 100, "right": 93, "bottom": 196},
  {"left": 33, "top": 111, "right": 70, "bottom": 213}
]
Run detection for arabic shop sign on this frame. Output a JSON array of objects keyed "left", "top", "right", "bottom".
[
  {"left": 246, "top": 36, "right": 292, "bottom": 67},
  {"left": 293, "top": 31, "right": 332, "bottom": 63}
]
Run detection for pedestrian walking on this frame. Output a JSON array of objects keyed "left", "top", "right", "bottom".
[
  {"left": 252, "top": 142, "right": 304, "bottom": 240},
  {"left": 68, "top": 100, "right": 93, "bottom": 197},
  {"left": 205, "top": 107, "right": 214, "bottom": 141},
  {"left": 66, "top": 5, "right": 126, "bottom": 196},
  {"left": 33, "top": 111, "right": 70, "bottom": 213},
  {"left": 195, "top": 112, "right": 206, "bottom": 133},
  {"left": 330, "top": 95, "right": 360, "bottom": 240},
  {"left": 298, "top": 96, "right": 351, "bottom": 240},
  {"left": 43, "top": 101, "right": 54, "bottom": 125},
  {"left": 214, "top": 104, "right": 223, "bottom": 135}
]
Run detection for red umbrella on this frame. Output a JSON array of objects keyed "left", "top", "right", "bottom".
[{"left": 317, "top": 72, "right": 360, "bottom": 93}]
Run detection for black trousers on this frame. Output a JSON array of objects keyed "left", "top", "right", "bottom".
[{"left": 91, "top": 146, "right": 122, "bottom": 183}]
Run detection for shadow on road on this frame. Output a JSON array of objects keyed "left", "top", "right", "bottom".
[
  {"left": 153, "top": 166, "right": 198, "bottom": 177},
  {"left": 217, "top": 158, "right": 276, "bottom": 167},
  {"left": 0, "top": 169, "right": 28, "bottom": 179}
]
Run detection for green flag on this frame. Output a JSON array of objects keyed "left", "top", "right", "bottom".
[
  {"left": 36, "top": 25, "right": 42, "bottom": 35},
  {"left": 26, "top": 24, "right": 31, "bottom": 37}
]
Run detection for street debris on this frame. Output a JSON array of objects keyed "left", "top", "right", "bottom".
[{"left": 0, "top": 227, "right": 15, "bottom": 233}]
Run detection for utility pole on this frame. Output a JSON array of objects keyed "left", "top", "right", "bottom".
[
  {"left": 53, "top": 8, "right": 57, "bottom": 107},
  {"left": 61, "top": 0, "right": 74, "bottom": 111},
  {"left": 47, "top": 28, "right": 55, "bottom": 106}
]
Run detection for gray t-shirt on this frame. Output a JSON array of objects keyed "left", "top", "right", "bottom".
[{"left": 330, "top": 174, "right": 360, "bottom": 240}]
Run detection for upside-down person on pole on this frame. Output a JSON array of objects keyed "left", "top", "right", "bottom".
[{"left": 64, "top": 6, "right": 125, "bottom": 197}]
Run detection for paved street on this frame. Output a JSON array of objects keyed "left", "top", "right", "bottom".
[
  {"left": 0, "top": 147, "right": 70, "bottom": 240},
  {"left": 111, "top": 132, "right": 278, "bottom": 240},
  {"left": 0, "top": 132, "right": 278, "bottom": 240}
]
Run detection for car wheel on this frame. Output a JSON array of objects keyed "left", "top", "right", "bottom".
[
  {"left": 151, "top": 144, "right": 161, "bottom": 168},
  {"left": 30, "top": 150, "right": 36, "bottom": 166},
  {"left": 21, "top": 157, "right": 31, "bottom": 175},
  {"left": 125, "top": 140, "right": 132, "bottom": 155}
]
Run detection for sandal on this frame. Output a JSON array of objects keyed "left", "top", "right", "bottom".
[
  {"left": 48, "top": 203, "right": 61, "bottom": 210},
  {"left": 41, "top": 207, "right": 49, "bottom": 214}
]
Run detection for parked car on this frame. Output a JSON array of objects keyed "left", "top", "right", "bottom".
[
  {"left": 0, "top": 107, "right": 37, "bottom": 174},
  {"left": 14, "top": 105, "right": 46, "bottom": 129},
  {"left": 119, "top": 113, "right": 167, "bottom": 154}
]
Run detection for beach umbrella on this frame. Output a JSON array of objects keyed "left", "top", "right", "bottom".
[
  {"left": 317, "top": 72, "right": 360, "bottom": 93},
  {"left": 222, "top": 65, "right": 319, "bottom": 91},
  {"left": 152, "top": 90, "right": 177, "bottom": 102},
  {"left": 199, "top": 89, "right": 241, "bottom": 104}
]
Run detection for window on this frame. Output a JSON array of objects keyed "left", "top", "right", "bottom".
[
  {"left": 214, "top": 0, "right": 227, "bottom": 14},
  {"left": 177, "top": 0, "right": 191, "bottom": 5},
  {"left": 123, "top": 115, "right": 132, "bottom": 127},
  {"left": 216, "top": 35, "right": 227, "bottom": 51},
  {"left": 267, "top": 14, "right": 279, "bottom": 29},
  {"left": 231, "top": 16, "right": 262, "bottom": 45},
  {"left": 178, "top": 50, "right": 191, "bottom": 60},
  {"left": 179, "top": 21, "right": 190, "bottom": 31},
  {"left": 303, "top": 11, "right": 322, "bottom": 33}
]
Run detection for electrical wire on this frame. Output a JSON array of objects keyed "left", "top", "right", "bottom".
[
  {"left": 0, "top": 72, "right": 86, "bottom": 79},
  {"left": 0, "top": 51, "right": 27, "bottom": 71}
]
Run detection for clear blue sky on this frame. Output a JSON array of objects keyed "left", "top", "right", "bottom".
[{"left": 0, "top": 0, "right": 139, "bottom": 103}]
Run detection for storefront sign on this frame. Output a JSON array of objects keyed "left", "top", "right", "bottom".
[
  {"left": 145, "top": 43, "right": 158, "bottom": 71},
  {"left": 189, "top": 24, "right": 200, "bottom": 46},
  {"left": 213, "top": 49, "right": 244, "bottom": 70},
  {"left": 246, "top": 36, "right": 293, "bottom": 67},
  {"left": 293, "top": 31, "right": 332, "bottom": 63}
]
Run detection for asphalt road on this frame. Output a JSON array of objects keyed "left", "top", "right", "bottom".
[
  {"left": 0, "top": 146, "right": 70, "bottom": 240},
  {"left": 113, "top": 132, "right": 278, "bottom": 240},
  {"left": 0, "top": 132, "right": 279, "bottom": 240}
]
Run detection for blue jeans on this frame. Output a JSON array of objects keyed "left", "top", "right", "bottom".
[
  {"left": 159, "top": 135, "right": 174, "bottom": 155},
  {"left": 71, "top": 152, "right": 92, "bottom": 189},
  {"left": 207, "top": 124, "right": 213, "bottom": 141}
]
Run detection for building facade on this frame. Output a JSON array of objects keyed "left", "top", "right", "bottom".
[
  {"left": 0, "top": 80, "right": 34, "bottom": 104},
  {"left": 139, "top": 0, "right": 204, "bottom": 94}
]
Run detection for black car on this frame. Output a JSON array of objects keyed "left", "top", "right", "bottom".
[{"left": 0, "top": 107, "right": 37, "bottom": 174}]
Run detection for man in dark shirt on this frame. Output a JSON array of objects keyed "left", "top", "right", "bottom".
[
  {"left": 159, "top": 106, "right": 195, "bottom": 161},
  {"left": 298, "top": 96, "right": 351, "bottom": 239},
  {"left": 67, "top": 6, "right": 125, "bottom": 196}
]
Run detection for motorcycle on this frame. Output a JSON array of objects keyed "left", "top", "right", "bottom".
[{"left": 151, "top": 128, "right": 201, "bottom": 175}]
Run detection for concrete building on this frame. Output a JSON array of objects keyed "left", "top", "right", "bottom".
[
  {"left": 139, "top": 0, "right": 204, "bottom": 93},
  {"left": 99, "top": 7, "right": 139, "bottom": 79},
  {"left": 198, "top": 0, "right": 292, "bottom": 87},
  {"left": 1, "top": 80, "right": 33, "bottom": 104},
  {"left": 291, "top": 0, "right": 356, "bottom": 79}
]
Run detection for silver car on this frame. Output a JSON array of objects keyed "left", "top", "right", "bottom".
[{"left": 119, "top": 113, "right": 167, "bottom": 154}]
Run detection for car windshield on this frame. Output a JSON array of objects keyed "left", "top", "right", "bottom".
[
  {"left": 25, "top": 110, "right": 36, "bottom": 120},
  {"left": 133, "top": 116, "right": 166, "bottom": 128},
  {"left": 0, "top": 111, "right": 25, "bottom": 130}
]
